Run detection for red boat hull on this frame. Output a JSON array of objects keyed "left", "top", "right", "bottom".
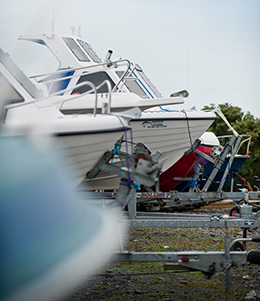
[{"left": 158, "top": 145, "right": 211, "bottom": 192}]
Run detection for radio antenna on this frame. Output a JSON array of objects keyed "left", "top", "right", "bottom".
[
  {"left": 187, "top": 46, "right": 190, "bottom": 110},
  {"left": 51, "top": 1, "right": 55, "bottom": 32}
]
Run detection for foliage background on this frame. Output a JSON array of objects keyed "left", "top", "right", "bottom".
[{"left": 202, "top": 103, "right": 260, "bottom": 190}]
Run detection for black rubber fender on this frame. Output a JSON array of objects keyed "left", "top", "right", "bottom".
[{"left": 247, "top": 250, "right": 260, "bottom": 265}]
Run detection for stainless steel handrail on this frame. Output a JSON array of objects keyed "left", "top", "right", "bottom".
[
  {"left": 5, "top": 79, "right": 112, "bottom": 117},
  {"left": 30, "top": 59, "right": 132, "bottom": 95},
  {"left": 112, "top": 62, "right": 137, "bottom": 93},
  {"left": 58, "top": 81, "right": 97, "bottom": 115},
  {"left": 217, "top": 135, "right": 251, "bottom": 155},
  {"left": 213, "top": 107, "right": 252, "bottom": 156},
  {"left": 57, "top": 80, "right": 112, "bottom": 116},
  {"left": 30, "top": 59, "right": 130, "bottom": 80}
]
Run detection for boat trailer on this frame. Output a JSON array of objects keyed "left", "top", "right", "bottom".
[
  {"left": 85, "top": 146, "right": 260, "bottom": 300},
  {"left": 80, "top": 112, "right": 258, "bottom": 214}
]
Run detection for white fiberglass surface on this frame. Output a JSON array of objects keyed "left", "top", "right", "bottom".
[{"left": 52, "top": 130, "right": 127, "bottom": 185}]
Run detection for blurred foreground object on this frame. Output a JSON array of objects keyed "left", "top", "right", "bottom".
[{"left": 0, "top": 133, "right": 117, "bottom": 301}]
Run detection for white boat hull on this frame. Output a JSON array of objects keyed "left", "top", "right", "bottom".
[
  {"left": 81, "top": 110, "right": 217, "bottom": 190},
  {"left": 53, "top": 130, "right": 128, "bottom": 188},
  {"left": 131, "top": 110, "right": 217, "bottom": 170},
  {"left": 3, "top": 114, "right": 131, "bottom": 188}
]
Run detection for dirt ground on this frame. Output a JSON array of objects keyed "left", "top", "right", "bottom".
[{"left": 61, "top": 209, "right": 260, "bottom": 301}]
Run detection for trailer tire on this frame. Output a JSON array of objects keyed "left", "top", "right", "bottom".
[
  {"left": 230, "top": 206, "right": 240, "bottom": 217},
  {"left": 230, "top": 241, "right": 244, "bottom": 251}
]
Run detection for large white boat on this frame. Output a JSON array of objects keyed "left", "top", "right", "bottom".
[
  {"left": 0, "top": 47, "right": 135, "bottom": 188},
  {"left": 16, "top": 32, "right": 217, "bottom": 189},
  {"left": 19, "top": 32, "right": 186, "bottom": 113}
]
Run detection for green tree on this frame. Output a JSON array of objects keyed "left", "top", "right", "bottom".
[{"left": 202, "top": 103, "right": 260, "bottom": 188}]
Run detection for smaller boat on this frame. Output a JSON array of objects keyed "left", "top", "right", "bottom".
[
  {"left": 157, "top": 151, "right": 204, "bottom": 192},
  {"left": 174, "top": 132, "right": 250, "bottom": 192},
  {"left": 197, "top": 132, "right": 250, "bottom": 191},
  {"left": 200, "top": 155, "right": 249, "bottom": 191}
]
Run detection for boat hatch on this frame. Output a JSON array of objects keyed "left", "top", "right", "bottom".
[
  {"left": 72, "top": 71, "right": 115, "bottom": 94},
  {"left": 62, "top": 37, "right": 91, "bottom": 62},
  {"left": 77, "top": 39, "right": 101, "bottom": 63},
  {"left": 0, "top": 72, "right": 24, "bottom": 104}
]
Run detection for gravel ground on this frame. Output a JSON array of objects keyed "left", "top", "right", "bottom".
[{"left": 60, "top": 209, "right": 260, "bottom": 301}]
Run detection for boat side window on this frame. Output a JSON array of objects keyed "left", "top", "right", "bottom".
[
  {"left": 72, "top": 71, "right": 115, "bottom": 94},
  {"left": 0, "top": 72, "right": 24, "bottom": 104},
  {"left": 77, "top": 39, "right": 101, "bottom": 63},
  {"left": 62, "top": 37, "right": 90, "bottom": 62},
  {"left": 116, "top": 71, "right": 148, "bottom": 98}
]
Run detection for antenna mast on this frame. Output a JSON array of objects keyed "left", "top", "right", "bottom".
[
  {"left": 51, "top": 1, "right": 55, "bottom": 32},
  {"left": 187, "top": 46, "right": 190, "bottom": 110}
]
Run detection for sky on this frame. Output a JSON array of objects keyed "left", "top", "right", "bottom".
[{"left": 1, "top": 0, "right": 260, "bottom": 117}]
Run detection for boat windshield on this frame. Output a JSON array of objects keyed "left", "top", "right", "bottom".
[
  {"left": 116, "top": 64, "right": 162, "bottom": 99},
  {"left": 77, "top": 39, "right": 101, "bottom": 63},
  {"left": 0, "top": 72, "right": 24, "bottom": 104},
  {"left": 62, "top": 37, "right": 90, "bottom": 62},
  {"left": 71, "top": 71, "right": 115, "bottom": 94},
  {"left": 135, "top": 64, "right": 162, "bottom": 98},
  {"left": 116, "top": 70, "right": 147, "bottom": 98}
]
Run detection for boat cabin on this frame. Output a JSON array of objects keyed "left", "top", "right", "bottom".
[{"left": 19, "top": 33, "right": 163, "bottom": 99}]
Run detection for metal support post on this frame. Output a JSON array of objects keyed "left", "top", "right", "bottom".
[
  {"left": 223, "top": 215, "right": 231, "bottom": 301},
  {"left": 188, "top": 161, "right": 203, "bottom": 192},
  {"left": 218, "top": 135, "right": 242, "bottom": 191},
  {"left": 127, "top": 188, "right": 137, "bottom": 219},
  {"left": 243, "top": 229, "right": 247, "bottom": 250},
  {"left": 230, "top": 176, "right": 234, "bottom": 192},
  {"left": 202, "top": 134, "right": 237, "bottom": 192}
]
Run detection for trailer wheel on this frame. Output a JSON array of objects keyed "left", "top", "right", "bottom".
[
  {"left": 230, "top": 206, "right": 240, "bottom": 217},
  {"left": 230, "top": 241, "right": 244, "bottom": 251}
]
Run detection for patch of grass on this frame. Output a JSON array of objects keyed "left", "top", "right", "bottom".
[{"left": 65, "top": 221, "right": 260, "bottom": 301}]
